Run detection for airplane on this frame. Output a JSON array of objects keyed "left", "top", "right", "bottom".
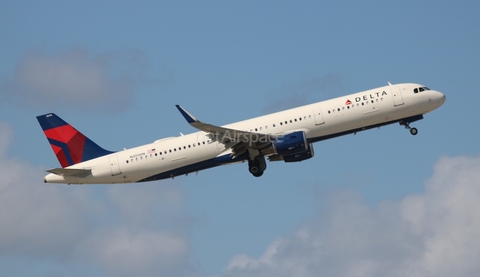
[{"left": 37, "top": 82, "right": 445, "bottom": 184}]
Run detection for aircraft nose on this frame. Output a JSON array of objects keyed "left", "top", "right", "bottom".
[
  {"left": 436, "top": 91, "right": 446, "bottom": 106},
  {"left": 428, "top": 90, "right": 446, "bottom": 110}
]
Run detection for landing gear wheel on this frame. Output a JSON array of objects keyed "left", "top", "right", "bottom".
[
  {"left": 402, "top": 121, "right": 418, "bottom": 136},
  {"left": 252, "top": 171, "right": 264, "bottom": 177},
  {"left": 248, "top": 160, "right": 261, "bottom": 175},
  {"left": 248, "top": 156, "right": 266, "bottom": 177}
]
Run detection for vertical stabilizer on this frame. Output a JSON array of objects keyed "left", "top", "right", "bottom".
[{"left": 36, "top": 113, "right": 113, "bottom": 168}]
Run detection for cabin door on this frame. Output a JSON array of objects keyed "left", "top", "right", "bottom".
[
  {"left": 109, "top": 155, "right": 122, "bottom": 176},
  {"left": 391, "top": 87, "right": 404, "bottom": 106},
  {"left": 313, "top": 108, "right": 325, "bottom": 125}
]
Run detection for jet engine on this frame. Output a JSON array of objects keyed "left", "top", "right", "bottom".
[
  {"left": 261, "top": 130, "right": 308, "bottom": 156},
  {"left": 269, "top": 143, "right": 314, "bottom": 163}
]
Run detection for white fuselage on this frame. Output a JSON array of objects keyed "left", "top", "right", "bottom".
[{"left": 44, "top": 83, "right": 445, "bottom": 184}]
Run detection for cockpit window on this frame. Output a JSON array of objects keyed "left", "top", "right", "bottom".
[{"left": 414, "top": 86, "right": 430, "bottom": 94}]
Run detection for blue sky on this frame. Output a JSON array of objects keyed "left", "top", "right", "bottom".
[{"left": 1, "top": 1, "right": 480, "bottom": 276}]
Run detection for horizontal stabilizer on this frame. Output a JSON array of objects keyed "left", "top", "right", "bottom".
[{"left": 46, "top": 168, "right": 92, "bottom": 177}]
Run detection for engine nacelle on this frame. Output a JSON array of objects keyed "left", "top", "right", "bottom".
[
  {"left": 268, "top": 143, "right": 314, "bottom": 163},
  {"left": 283, "top": 143, "right": 314, "bottom": 162},
  {"left": 272, "top": 131, "right": 308, "bottom": 156}
]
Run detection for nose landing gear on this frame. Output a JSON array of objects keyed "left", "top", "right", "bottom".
[
  {"left": 399, "top": 115, "right": 424, "bottom": 136},
  {"left": 410, "top": 127, "right": 418, "bottom": 135},
  {"left": 401, "top": 121, "right": 418, "bottom": 136}
]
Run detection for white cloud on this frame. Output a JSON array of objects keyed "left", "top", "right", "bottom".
[
  {"left": 224, "top": 154, "right": 480, "bottom": 277},
  {"left": 78, "top": 228, "right": 189, "bottom": 277},
  {"left": 0, "top": 123, "right": 90, "bottom": 259},
  {"left": 1, "top": 48, "right": 149, "bottom": 113},
  {"left": 0, "top": 122, "right": 195, "bottom": 276}
]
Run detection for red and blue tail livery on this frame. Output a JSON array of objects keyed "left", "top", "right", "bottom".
[{"left": 36, "top": 113, "right": 113, "bottom": 168}]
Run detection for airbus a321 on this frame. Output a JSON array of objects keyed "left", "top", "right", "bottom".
[{"left": 37, "top": 82, "right": 445, "bottom": 184}]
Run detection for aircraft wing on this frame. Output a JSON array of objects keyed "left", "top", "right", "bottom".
[
  {"left": 46, "top": 168, "right": 92, "bottom": 177},
  {"left": 176, "top": 105, "right": 277, "bottom": 157}
]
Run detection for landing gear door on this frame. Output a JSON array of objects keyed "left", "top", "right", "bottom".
[
  {"left": 109, "top": 155, "right": 122, "bottom": 176},
  {"left": 391, "top": 87, "right": 404, "bottom": 106},
  {"left": 313, "top": 108, "right": 325, "bottom": 125}
]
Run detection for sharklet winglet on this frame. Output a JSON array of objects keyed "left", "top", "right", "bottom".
[{"left": 176, "top": 105, "right": 199, "bottom": 124}]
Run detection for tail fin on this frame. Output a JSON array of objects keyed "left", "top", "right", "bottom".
[{"left": 36, "top": 113, "right": 113, "bottom": 168}]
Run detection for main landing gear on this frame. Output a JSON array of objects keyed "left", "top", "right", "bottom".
[
  {"left": 248, "top": 155, "right": 267, "bottom": 177},
  {"left": 401, "top": 121, "right": 418, "bottom": 136}
]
